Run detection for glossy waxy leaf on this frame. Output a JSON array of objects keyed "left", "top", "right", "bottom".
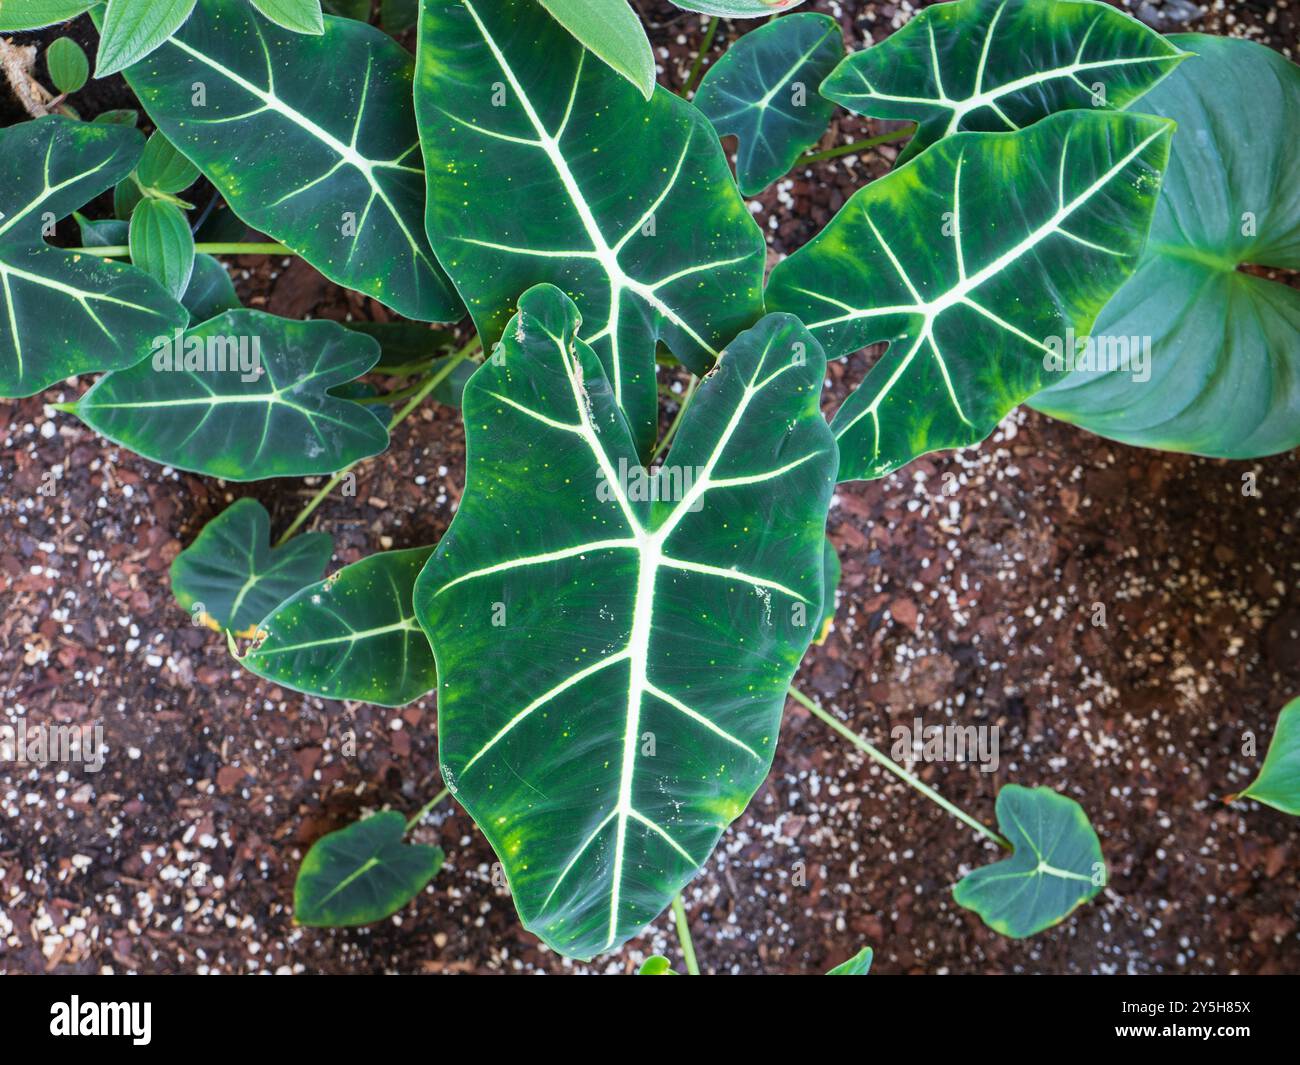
[
  {"left": 47, "top": 37, "right": 90, "bottom": 94},
  {"left": 827, "top": 946, "right": 872, "bottom": 974},
  {"left": 674, "top": 0, "right": 806, "bottom": 16},
  {"left": 539, "top": 0, "right": 655, "bottom": 100},
  {"left": 1238, "top": 697, "right": 1300, "bottom": 817},
  {"left": 171, "top": 498, "right": 332, "bottom": 633},
  {"left": 95, "top": 0, "right": 197, "bottom": 78},
  {"left": 954, "top": 785, "right": 1104, "bottom": 938},
  {"left": 414, "top": 0, "right": 766, "bottom": 457},
  {"left": 415, "top": 284, "right": 837, "bottom": 959},
  {"left": 694, "top": 13, "right": 843, "bottom": 196},
  {"left": 294, "top": 810, "right": 444, "bottom": 927},
  {"left": 64, "top": 309, "right": 388, "bottom": 480},
  {"left": 822, "top": 0, "right": 1186, "bottom": 162},
  {"left": 0, "top": 117, "right": 188, "bottom": 398},
  {"left": 0, "top": 1, "right": 91, "bottom": 30},
  {"left": 766, "top": 110, "right": 1172, "bottom": 482},
  {"left": 241, "top": 547, "right": 437, "bottom": 706},
  {"left": 1030, "top": 35, "right": 1300, "bottom": 458},
  {"left": 129, "top": 198, "right": 195, "bottom": 300},
  {"left": 250, "top": 0, "right": 325, "bottom": 34},
  {"left": 113, "top": 0, "right": 461, "bottom": 322},
  {"left": 182, "top": 253, "right": 242, "bottom": 322}
]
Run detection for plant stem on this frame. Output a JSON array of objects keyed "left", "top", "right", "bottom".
[
  {"left": 406, "top": 788, "right": 450, "bottom": 832},
  {"left": 788, "top": 686, "right": 1011, "bottom": 849},
  {"left": 651, "top": 376, "right": 697, "bottom": 463},
  {"left": 68, "top": 241, "right": 293, "bottom": 257},
  {"left": 682, "top": 16, "right": 720, "bottom": 98},
  {"left": 274, "top": 335, "right": 480, "bottom": 547},
  {"left": 801, "top": 126, "right": 915, "bottom": 165},
  {"left": 671, "top": 894, "right": 700, "bottom": 975}
]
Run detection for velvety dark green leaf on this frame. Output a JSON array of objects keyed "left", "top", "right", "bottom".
[
  {"left": 822, "top": 0, "right": 1186, "bottom": 161},
  {"left": 113, "top": 0, "right": 461, "bottom": 322},
  {"left": 538, "top": 0, "right": 656, "bottom": 101},
  {"left": 171, "top": 498, "right": 333, "bottom": 632},
  {"left": 766, "top": 111, "right": 1172, "bottom": 482},
  {"left": 343, "top": 320, "right": 454, "bottom": 369},
  {"left": 250, "top": 0, "right": 325, "bottom": 34},
  {"left": 415, "top": 0, "right": 766, "bottom": 457},
  {"left": 953, "top": 784, "right": 1105, "bottom": 938},
  {"left": 0, "top": 117, "right": 187, "bottom": 398},
  {"left": 0, "top": 1, "right": 92, "bottom": 31},
  {"left": 73, "top": 213, "right": 128, "bottom": 248},
  {"left": 826, "top": 946, "right": 872, "bottom": 974},
  {"left": 415, "top": 285, "right": 837, "bottom": 959},
  {"left": 1239, "top": 697, "right": 1300, "bottom": 817},
  {"left": 135, "top": 130, "right": 200, "bottom": 194},
  {"left": 129, "top": 198, "right": 195, "bottom": 299},
  {"left": 322, "top": 0, "right": 370, "bottom": 18},
  {"left": 64, "top": 309, "right": 388, "bottom": 479},
  {"left": 241, "top": 547, "right": 437, "bottom": 706},
  {"left": 294, "top": 810, "right": 443, "bottom": 926},
  {"left": 1030, "top": 35, "right": 1300, "bottom": 458},
  {"left": 694, "top": 12, "right": 842, "bottom": 195},
  {"left": 674, "top": 0, "right": 806, "bottom": 16},
  {"left": 638, "top": 955, "right": 678, "bottom": 975},
  {"left": 182, "top": 252, "right": 241, "bottom": 322},
  {"left": 95, "top": 0, "right": 197, "bottom": 78},
  {"left": 47, "top": 36, "right": 90, "bottom": 94}
]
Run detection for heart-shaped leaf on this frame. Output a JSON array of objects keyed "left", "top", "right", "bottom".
[
  {"left": 294, "top": 810, "right": 443, "bottom": 927},
  {"left": 766, "top": 110, "right": 1172, "bottom": 482},
  {"left": 0, "top": 117, "right": 188, "bottom": 398},
  {"left": 415, "top": 284, "right": 837, "bottom": 958},
  {"left": 1237, "top": 697, "right": 1300, "bottom": 817},
  {"left": 953, "top": 784, "right": 1105, "bottom": 938},
  {"left": 171, "top": 498, "right": 333, "bottom": 634},
  {"left": 111, "top": 0, "right": 461, "bottom": 322},
  {"left": 0, "top": 2, "right": 92, "bottom": 30},
  {"left": 240, "top": 547, "right": 437, "bottom": 707},
  {"left": 95, "top": 0, "right": 198, "bottom": 78},
  {"left": 414, "top": 0, "right": 766, "bottom": 457},
  {"left": 826, "top": 946, "right": 872, "bottom": 974},
  {"left": 539, "top": 0, "right": 656, "bottom": 101},
  {"left": 1029, "top": 35, "right": 1300, "bottom": 458},
  {"left": 694, "top": 12, "right": 843, "bottom": 195},
  {"left": 129, "top": 198, "right": 195, "bottom": 300},
  {"left": 821, "top": 0, "right": 1186, "bottom": 162},
  {"left": 62, "top": 309, "right": 388, "bottom": 479}
]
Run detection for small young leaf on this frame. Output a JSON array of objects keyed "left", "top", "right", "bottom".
[
  {"left": 113, "top": 175, "right": 143, "bottom": 219},
  {"left": 1238, "top": 698, "right": 1300, "bottom": 817},
  {"left": 954, "top": 785, "right": 1105, "bottom": 938},
  {"left": 182, "top": 253, "right": 241, "bottom": 323},
  {"left": 694, "top": 12, "right": 843, "bottom": 195},
  {"left": 240, "top": 547, "right": 438, "bottom": 707},
  {"left": 135, "top": 131, "right": 199, "bottom": 195},
  {"left": 638, "top": 956, "right": 679, "bottom": 975},
  {"left": 814, "top": 536, "right": 839, "bottom": 646},
  {"left": 673, "top": 1, "right": 806, "bottom": 16},
  {"left": 95, "top": 0, "right": 198, "bottom": 78},
  {"left": 64, "top": 310, "right": 388, "bottom": 480},
  {"left": 92, "top": 108, "right": 140, "bottom": 126},
  {"left": 0, "top": 1, "right": 91, "bottom": 31},
  {"left": 46, "top": 37, "right": 90, "bottom": 94},
  {"left": 826, "top": 946, "right": 872, "bottom": 974},
  {"left": 129, "top": 198, "right": 195, "bottom": 300},
  {"left": 73, "top": 212, "right": 128, "bottom": 248},
  {"left": 171, "top": 499, "right": 333, "bottom": 633},
  {"left": 294, "top": 810, "right": 444, "bottom": 927},
  {"left": 538, "top": 0, "right": 656, "bottom": 101},
  {"left": 250, "top": 0, "right": 325, "bottom": 34}
]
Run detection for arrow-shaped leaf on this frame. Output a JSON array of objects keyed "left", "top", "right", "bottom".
[
  {"left": 953, "top": 784, "right": 1105, "bottom": 938},
  {"left": 766, "top": 110, "right": 1172, "bottom": 482},
  {"left": 694, "top": 12, "right": 844, "bottom": 196},
  {"left": 1237, "top": 697, "right": 1300, "bottom": 818},
  {"left": 821, "top": 0, "right": 1186, "bottom": 161},
  {"left": 171, "top": 499, "right": 333, "bottom": 634},
  {"left": 414, "top": 0, "right": 767, "bottom": 457},
  {"left": 0, "top": 117, "right": 187, "bottom": 398},
  {"left": 415, "top": 284, "right": 837, "bottom": 959},
  {"left": 112, "top": 0, "right": 462, "bottom": 322},
  {"left": 240, "top": 547, "right": 437, "bottom": 707},
  {"left": 63, "top": 309, "right": 388, "bottom": 480}
]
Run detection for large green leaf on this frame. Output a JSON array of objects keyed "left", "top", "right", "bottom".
[
  {"left": 1237, "top": 697, "right": 1300, "bottom": 817},
  {"left": 415, "top": 284, "right": 837, "bottom": 958},
  {"left": 95, "top": 0, "right": 198, "bottom": 78},
  {"left": 414, "top": 0, "right": 766, "bottom": 457},
  {"left": 62, "top": 309, "right": 388, "bottom": 479},
  {"left": 295, "top": 810, "right": 444, "bottom": 927},
  {"left": 0, "top": 117, "right": 188, "bottom": 398},
  {"left": 111, "top": 0, "right": 461, "bottom": 322},
  {"left": 0, "top": 1, "right": 92, "bottom": 30},
  {"left": 1030, "top": 35, "right": 1300, "bottom": 458},
  {"left": 239, "top": 547, "right": 437, "bottom": 706},
  {"left": 538, "top": 0, "right": 655, "bottom": 101},
  {"left": 765, "top": 110, "right": 1172, "bottom": 482},
  {"left": 171, "top": 498, "right": 333, "bottom": 633},
  {"left": 821, "top": 0, "right": 1186, "bottom": 161},
  {"left": 953, "top": 784, "right": 1105, "bottom": 938},
  {"left": 694, "top": 12, "right": 843, "bottom": 196}
]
